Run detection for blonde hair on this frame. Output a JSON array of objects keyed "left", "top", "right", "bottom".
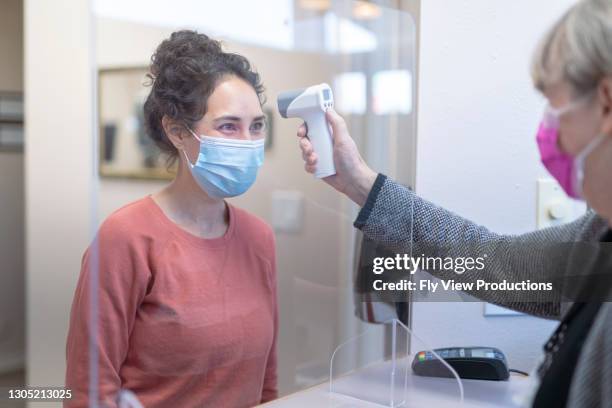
[{"left": 531, "top": 0, "right": 612, "bottom": 96}]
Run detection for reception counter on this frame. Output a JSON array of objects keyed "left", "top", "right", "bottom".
[{"left": 261, "top": 358, "right": 531, "bottom": 408}]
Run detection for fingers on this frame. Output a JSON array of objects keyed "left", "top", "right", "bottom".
[
  {"left": 299, "top": 137, "right": 313, "bottom": 155},
  {"left": 297, "top": 120, "right": 322, "bottom": 174},
  {"left": 305, "top": 162, "right": 317, "bottom": 174},
  {"left": 298, "top": 135, "right": 317, "bottom": 172},
  {"left": 297, "top": 122, "right": 308, "bottom": 138},
  {"left": 303, "top": 151, "right": 317, "bottom": 166},
  {"left": 299, "top": 137, "right": 317, "bottom": 164},
  {"left": 300, "top": 139, "right": 317, "bottom": 163}
]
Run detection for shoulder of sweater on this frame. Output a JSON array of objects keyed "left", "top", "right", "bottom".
[
  {"left": 96, "top": 197, "right": 157, "bottom": 246},
  {"left": 231, "top": 204, "right": 275, "bottom": 250}
]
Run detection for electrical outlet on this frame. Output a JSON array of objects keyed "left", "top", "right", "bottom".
[
  {"left": 271, "top": 190, "right": 304, "bottom": 233},
  {"left": 536, "top": 178, "right": 587, "bottom": 230}
]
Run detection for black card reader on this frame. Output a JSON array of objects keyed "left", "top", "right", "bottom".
[{"left": 412, "top": 347, "right": 510, "bottom": 381}]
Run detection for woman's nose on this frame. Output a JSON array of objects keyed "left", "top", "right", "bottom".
[
  {"left": 239, "top": 129, "right": 253, "bottom": 140},
  {"left": 241, "top": 130, "right": 264, "bottom": 141}
]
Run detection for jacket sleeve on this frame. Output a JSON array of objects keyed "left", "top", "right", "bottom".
[
  {"left": 354, "top": 174, "right": 608, "bottom": 319},
  {"left": 64, "top": 219, "right": 150, "bottom": 408},
  {"left": 567, "top": 304, "right": 612, "bottom": 408}
]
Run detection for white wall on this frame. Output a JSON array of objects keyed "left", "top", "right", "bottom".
[
  {"left": 0, "top": 0, "right": 25, "bottom": 374},
  {"left": 412, "top": 0, "right": 576, "bottom": 372},
  {"left": 25, "top": 0, "right": 93, "bottom": 403}
]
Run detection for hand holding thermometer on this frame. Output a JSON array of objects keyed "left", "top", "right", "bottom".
[{"left": 277, "top": 83, "right": 336, "bottom": 178}]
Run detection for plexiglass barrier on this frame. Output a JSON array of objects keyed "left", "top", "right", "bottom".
[
  {"left": 330, "top": 319, "right": 464, "bottom": 407},
  {"left": 82, "top": 0, "right": 418, "bottom": 406}
]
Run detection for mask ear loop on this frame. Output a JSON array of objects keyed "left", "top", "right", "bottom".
[
  {"left": 542, "top": 106, "right": 561, "bottom": 128},
  {"left": 182, "top": 125, "right": 202, "bottom": 168},
  {"left": 573, "top": 133, "right": 607, "bottom": 198},
  {"left": 545, "top": 92, "right": 595, "bottom": 127},
  {"left": 181, "top": 149, "right": 195, "bottom": 169},
  {"left": 185, "top": 125, "right": 204, "bottom": 142}
]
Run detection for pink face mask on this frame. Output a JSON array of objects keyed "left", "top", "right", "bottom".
[{"left": 536, "top": 98, "right": 604, "bottom": 200}]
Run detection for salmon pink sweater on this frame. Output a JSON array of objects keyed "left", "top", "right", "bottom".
[{"left": 65, "top": 196, "right": 278, "bottom": 407}]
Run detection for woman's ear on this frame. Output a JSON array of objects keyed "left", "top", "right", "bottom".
[
  {"left": 162, "top": 115, "right": 189, "bottom": 150},
  {"left": 598, "top": 77, "right": 612, "bottom": 136}
]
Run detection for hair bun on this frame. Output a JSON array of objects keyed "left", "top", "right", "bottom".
[{"left": 149, "top": 31, "right": 223, "bottom": 79}]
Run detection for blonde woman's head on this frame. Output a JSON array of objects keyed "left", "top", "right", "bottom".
[
  {"left": 532, "top": 0, "right": 612, "bottom": 97},
  {"left": 532, "top": 0, "right": 612, "bottom": 224}
]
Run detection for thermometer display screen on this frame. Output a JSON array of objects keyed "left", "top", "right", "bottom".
[
  {"left": 471, "top": 348, "right": 496, "bottom": 358},
  {"left": 323, "top": 89, "right": 331, "bottom": 101}
]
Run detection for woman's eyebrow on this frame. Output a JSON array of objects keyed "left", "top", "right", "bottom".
[
  {"left": 213, "top": 115, "right": 241, "bottom": 123},
  {"left": 212, "top": 115, "right": 266, "bottom": 123}
]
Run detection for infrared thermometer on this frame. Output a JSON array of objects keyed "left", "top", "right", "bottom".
[{"left": 277, "top": 83, "right": 336, "bottom": 178}]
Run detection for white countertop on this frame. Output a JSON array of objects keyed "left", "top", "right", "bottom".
[{"left": 261, "top": 358, "right": 532, "bottom": 408}]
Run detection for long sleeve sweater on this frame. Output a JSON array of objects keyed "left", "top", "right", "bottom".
[{"left": 65, "top": 196, "right": 278, "bottom": 408}]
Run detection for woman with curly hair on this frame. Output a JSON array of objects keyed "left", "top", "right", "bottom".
[{"left": 65, "top": 30, "right": 277, "bottom": 408}]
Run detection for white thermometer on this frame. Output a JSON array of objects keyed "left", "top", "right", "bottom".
[{"left": 277, "top": 83, "right": 336, "bottom": 178}]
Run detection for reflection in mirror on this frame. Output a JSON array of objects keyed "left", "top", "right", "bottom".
[
  {"left": 69, "top": 1, "right": 417, "bottom": 406},
  {"left": 99, "top": 68, "right": 176, "bottom": 180}
]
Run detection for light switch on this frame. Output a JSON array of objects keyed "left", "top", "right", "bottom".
[
  {"left": 536, "top": 178, "right": 587, "bottom": 230},
  {"left": 271, "top": 190, "right": 304, "bottom": 233}
]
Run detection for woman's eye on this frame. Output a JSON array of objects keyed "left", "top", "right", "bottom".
[
  {"left": 251, "top": 122, "right": 265, "bottom": 132},
  {"left": 219, "top": 123, "right": 237, "bottom": 132}
]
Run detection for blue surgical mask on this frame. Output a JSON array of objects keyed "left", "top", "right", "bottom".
[{"left": 183, "top": 129, "right": 265, "bottom": 198}]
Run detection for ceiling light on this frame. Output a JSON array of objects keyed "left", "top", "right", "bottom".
[
  {"left": 299, "top": 0, "right": 332, "bottom": 12},
  {"left": 353, "top": 1, "right": 382, "bottom": 20}
]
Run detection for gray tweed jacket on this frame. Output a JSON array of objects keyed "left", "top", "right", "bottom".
[{"left": 353, "top": 174, "right": 612, "bottom": 408}]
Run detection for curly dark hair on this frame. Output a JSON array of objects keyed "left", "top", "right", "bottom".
[{"left": 143, "top": 30, "right": 265, "bottom": 160}]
